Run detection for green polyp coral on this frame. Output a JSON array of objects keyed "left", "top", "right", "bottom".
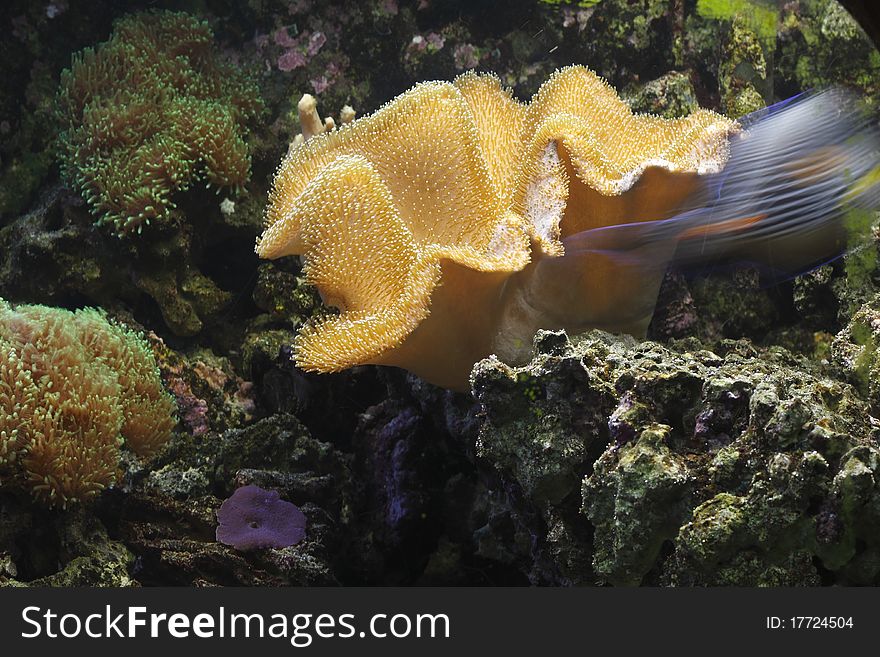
[
  {"left": 56, "top": 10, "right": 264, "bottom": 237},
  {"left": 0, "top": 298, "right": 177, "bottom": 508}
]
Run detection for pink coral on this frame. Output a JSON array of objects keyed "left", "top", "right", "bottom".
[
  {"left": 453, "top": 43, "right": 481, "bottom": 69},
  {"left": 278, "top": 50, "right": 307, "bottom": 71},
  {"left": 275, "top": 29, "right": 326, "bottom": 73},
  {"left": 426, "top": 32, "right": 445, "bottom": 50},
  {"left": 167, "top": 377, "right": 209, "bottom": 436},
  {"left": 310, "top": 76, "right": 331, "bottom": 94},
  {"left": 307, "top": 31, "right": 326, "bottom": 55},
  {"left": 311, "top": 61, "right": 341, "bottom": 94},
  {"left": 274, "top": 26, "right": 298, "bottom": 48}
]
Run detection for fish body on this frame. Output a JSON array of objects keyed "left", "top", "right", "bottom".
[{"left": 495, "top": 89, "right": 880, "bottom": 365}]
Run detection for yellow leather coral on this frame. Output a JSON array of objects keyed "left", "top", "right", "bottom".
[{"left": 257, "top": 66, "right": 734, "bottom": 389}]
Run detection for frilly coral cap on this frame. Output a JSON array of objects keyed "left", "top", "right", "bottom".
[{"left": 258, "top": 66, "right": 734, "bottom": 388}]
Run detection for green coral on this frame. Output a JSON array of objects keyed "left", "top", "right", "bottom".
[
  {"left": 56, "top": 10, "right": 264, "bottom": 237},
  {"left": 0, "top": 298, "right": 177, "bottom": 507}
]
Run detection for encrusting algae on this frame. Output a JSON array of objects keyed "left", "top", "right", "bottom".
[{"left": 258, "top": 65, "right": 880, "bottom": 390}]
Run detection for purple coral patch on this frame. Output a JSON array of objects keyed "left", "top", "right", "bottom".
[{"left": 216, "top": 485, "right": 307, "bottom": 550}]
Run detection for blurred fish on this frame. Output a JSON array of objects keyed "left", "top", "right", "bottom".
[{"left": 542, "top": 88, "right": 880, "bottom": 337}]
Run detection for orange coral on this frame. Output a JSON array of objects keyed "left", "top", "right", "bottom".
[
  {"left": 0, "top": 300, "right": 176, "bottom": 507},
  {"left": 257, "top": 66, "right": 734, "bottom": 389}
]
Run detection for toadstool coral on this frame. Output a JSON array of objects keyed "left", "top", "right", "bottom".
[
  {"left": 0, "top": 299, "right": 177, "bottom": 507},
  {"left": 258, "top": 65, "right": 879, "bottom": 390}
]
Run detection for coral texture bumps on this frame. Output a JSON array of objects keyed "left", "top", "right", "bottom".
[{"left": 0, "top": 299, "right": 177, "bottom": 507}]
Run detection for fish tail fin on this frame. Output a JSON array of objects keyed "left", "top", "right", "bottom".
[{"left": 671, "top": 88, "right": 880, "bottom": 273}]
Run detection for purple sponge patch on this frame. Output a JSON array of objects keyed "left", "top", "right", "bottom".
[{"left": 216, "top": 484, "right": 307, "bottom": 550}]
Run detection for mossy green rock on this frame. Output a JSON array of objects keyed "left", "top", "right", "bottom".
[
  {"left": 473, "top": 332, "right": 617, "bottom": 506},
  {"left": 778, "top": 0, "right": 880, "bottom": 103},
  {"left": 471, "top": 329, "right": 880, "bottom": 585},
  {"left": 1, "top": 511, "right": 136, "bottom": 587},
  {"left": 582, "top": 424, "right": 690, "bottom": 585},
  {"left": 720, "top": 18, "right": 768, "bottom": 118},
  {"left": 626, "top": 71, "right": 699, "bottom": 119},
  {"left": 831, "top": 294, "right": 880, "bottom": 414}
]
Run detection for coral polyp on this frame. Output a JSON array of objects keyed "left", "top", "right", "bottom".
[
  {"left": 0, "top": 299, "right": 177, "bottom": 507},
  {"left": 56, "top": 10, "right": 264, "bottom": 237}
]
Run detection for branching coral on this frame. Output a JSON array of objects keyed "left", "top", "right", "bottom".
[
  {"left": 0, "top": 299, "right": 176, "bottom": 507},
  {"left": 289, "top": 94, "right": 356, "bottom": 148},
  {"left": 56, "top": 10, "right": 264, "bottom": 237},
  {"left": 258, "top": 66, "right": 734, "bottom": 389}
]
